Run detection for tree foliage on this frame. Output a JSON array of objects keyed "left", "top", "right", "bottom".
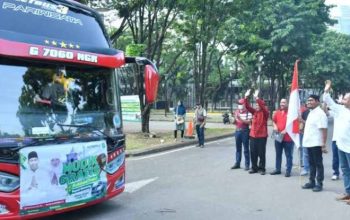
[
  {"left": 304, "top": 30, "right": 350, "bottom": 95},
  {"left": 83, "top": 0, "right": 348, "bottom": 122}
]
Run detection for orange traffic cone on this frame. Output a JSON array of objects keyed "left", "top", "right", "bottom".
[{"left": 185, "top": 121, "right": 195, "bottom": 139}]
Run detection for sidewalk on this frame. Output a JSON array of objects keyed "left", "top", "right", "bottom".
[
  {"left": 126, "top": 133, "right": 233, "bottom": 157},
  {"left": 124, "top": 118, "right": 334, "bottom": 157},
  {"left": 124, "top": 121, "right": 234, "bottom": 157}
]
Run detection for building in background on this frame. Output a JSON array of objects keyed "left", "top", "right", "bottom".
[{"left": 326, "top": 0, "right": 350, "bottom": 34}]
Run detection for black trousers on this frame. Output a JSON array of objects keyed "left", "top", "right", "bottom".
[
  {"left": 307, "top": 146, "right": 324, "bottom": 185},
  {"left": 250, "top": 137, "right": 267, "bottom": 171},
  {"left": 174, "top": 130, "right": 184, "bottom": 138}
]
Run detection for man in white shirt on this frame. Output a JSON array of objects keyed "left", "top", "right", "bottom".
[
  {"left": 302, "top": 95, "right": 328, "bottom": 192},
  {"left": 323, "top": 80, "right": 350, "bottom": 203}
]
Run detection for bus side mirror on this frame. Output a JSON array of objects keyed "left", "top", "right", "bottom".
[{"left": 144, "top": 64, "right": 159, "bottom": 104}]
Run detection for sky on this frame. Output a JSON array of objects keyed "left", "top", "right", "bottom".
[{"left": 326, "top": 0, "right": 350, "bottom": 17}]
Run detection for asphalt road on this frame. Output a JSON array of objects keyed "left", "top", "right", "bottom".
[{"left": 44, "top": 125, "right": 350, "bottom": 220}]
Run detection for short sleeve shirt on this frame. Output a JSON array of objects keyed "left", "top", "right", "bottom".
[
  {"left": 273, "top": 109, "right": 292, "bottom": 142},
  {"left": 302, "top": 106, "right": 328, "bottom": 147},
  {"left": 234, "top": 109, "right": 252, "bottom": 129},
  {"left": 195, "top": 108, "right": 207, "bottom": 125}
]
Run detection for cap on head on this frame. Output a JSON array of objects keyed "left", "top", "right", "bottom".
[{"left": 28, "top": 151, "right": 38, "bottom": 160}]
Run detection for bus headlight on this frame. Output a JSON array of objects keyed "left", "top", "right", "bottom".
[
  {"left": 0, "top": 204, "right": 9, "bottom": 214},
  {"left": 106, "top": 153, "right": 124, "bottom": 174},
  {"left": 0, "top": 172, "right": 19, "bottom": 192}
]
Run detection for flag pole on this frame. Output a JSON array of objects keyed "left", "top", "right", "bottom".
[{"left": 286, "top": 59, "right": 302, "bottom": 186}]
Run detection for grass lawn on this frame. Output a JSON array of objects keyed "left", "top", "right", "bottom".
[{"left": 126, "top": 128, "right": 234, "bottom": 151}]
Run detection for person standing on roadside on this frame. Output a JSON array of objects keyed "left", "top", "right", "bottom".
[
  {"left": 299, "top": 104, "right": 310, "bottom": 176},
  {"left": 323, "top": 80, "right": 350, "bottom": 202},
  {"left": 194, "top": 103, "right": 207, "bottom": 148},
  {"left": 243, "top": 89, "right": 269, "bottom": 175},
  {"left": 270, "top": 98, "right": 294, "bottom": 177},
  {"left": 322, "top": 103, "right": 340, "bottom": 181},
  {"left": 174, "top": 100, "right": 186, "bottom": 142},
  {"left": 302, "top": 94, "right": 328, "bottom": 192},
  {"left": 231, "top": 99, "right": 252, "bottom": 171}
]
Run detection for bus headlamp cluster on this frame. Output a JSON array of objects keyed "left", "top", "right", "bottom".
[
  {"left": 0, "top": 204, "right": 9, "bottom": 214},
  {"left": 0, "top": 172, "right": 19, "bottom": 192},
  {"left": 106, "top": 153, "right": 124, "bottom": 174}
]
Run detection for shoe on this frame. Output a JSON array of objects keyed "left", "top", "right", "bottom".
[
  {"left": 260, "top": 171, "right": 266, "bottom": 175},
  {"left": 300, "top": 170, "right": 308, "bottom": 176},
  {"left": 312, "top": 185, "right": 323, "bottom": 192},
  {"left": 244, "top": 166, "right": 250, "bottom": 171},
  {"left": 181, "top": 138, "right": 184, "bottom": 142},
  {"left": 231, "top": 164, "right": 240, "bottom": 169},
  {"left": 285, "top": 172, "right": 291, "bottom": 177},
  {"left": 331, "top": 175, "right": 340, "bottom": 180},
  {"left": 336, "top": 194, "right": 350, "bottom": 201},
  {"left": 200, "top": 144, "right": 204, "bottom": 148},
  {"left": 174, "top": 138, "right": 177, "bottom": 142},
  {"left": 302, "top": 182, "right": 315, "bottom": 189},
  {"left": 270, "top": 170, "right": 281, "bottom": 175},
  {"left": 249, "top": 170, "right": 258, "bottom": 174}
]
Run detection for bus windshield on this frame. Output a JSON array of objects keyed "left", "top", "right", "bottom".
[{"left": 0, "top": 63, "right": 119, "bottom": 145}]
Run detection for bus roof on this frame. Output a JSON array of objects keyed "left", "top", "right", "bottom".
[{"left": 0, "top": 0, "right": 125, "bottom": 68}]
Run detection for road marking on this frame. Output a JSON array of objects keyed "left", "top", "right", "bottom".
[
  {"left": 128, "top": 146, "right": 195, "bottom": 161},
  {"left": 127, "top": 137, "right": 233, "bottom": 161},
  {"left": 125, "top": 177, "right": 158, "bottom": 193}
]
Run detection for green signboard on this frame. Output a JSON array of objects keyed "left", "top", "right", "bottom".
[{"left": 121, "top": 95, "right": 141, "bottom": 122}]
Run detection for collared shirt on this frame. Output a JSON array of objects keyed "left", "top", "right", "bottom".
[
  {"left": 323, "top": 93, "right": 350, "bottom": 153},
  {"left": 194, "top": 108, "right": 207, "bottom": 125},
  {"left": 244, "top": 98, "right": 269, "bottom": 138},
  {"left": 273, "top": 109, "right": 292, "bottom": 142},
  {"left": 302, "top": 106, "right": 328, "bottom": 148},
  {"left": 327, "top": 110, "right": 338, "bottom": 141},
  {"left": 233, "top": 109, "right": 252, "bottom": 129}
]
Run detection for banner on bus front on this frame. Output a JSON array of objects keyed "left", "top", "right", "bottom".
[{"left": 19, "top": 140, "right": 108, "bottom": 215}]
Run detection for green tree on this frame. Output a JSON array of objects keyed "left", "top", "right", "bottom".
[
  {"left": 178, "top": 0, "right": 240, "bottom": 106},
  {"left": 304, "top": 30, "right": 350, "bottom": 95},
  {"left": 228, "top": 0, "right": 334, "bottom": 109}
]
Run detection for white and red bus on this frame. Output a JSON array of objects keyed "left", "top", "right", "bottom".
[{"left": 0, "top": 0, "right": 159, "bottom": 219}]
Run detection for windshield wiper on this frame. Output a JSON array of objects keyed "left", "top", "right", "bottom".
[
  {"left": 57, "top": 123, "right": 117, "bottom": 144},
  {"left": 0, "top": 135, "right": 77, "bottom": 162},
  {"left": 11, "top": 134, "right": 78, "bottom": 150}
]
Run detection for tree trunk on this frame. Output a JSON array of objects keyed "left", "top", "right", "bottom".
[{"left": 141, "top": 104, "right": 151, "bottom": 133}]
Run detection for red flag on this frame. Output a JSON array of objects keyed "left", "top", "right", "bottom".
[{"left": 286, "top": 60, "right": 301, "bottom": 147}]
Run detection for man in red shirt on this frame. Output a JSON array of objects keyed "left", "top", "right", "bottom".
[
  {"left": 243, "top": 89, "right": 269, "bottom": 175},
  {"left": 270, "top": 98, "right": 294, "bottom": 177},
  {"left": 231, "top": 99, "right": 252, "bottom": 170}
]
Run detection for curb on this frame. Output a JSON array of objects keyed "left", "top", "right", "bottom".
[{"left": 126, "top": 133, "right": 233, "bottom": 157}]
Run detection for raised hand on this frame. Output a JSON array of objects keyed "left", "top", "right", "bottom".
[
  {"left": 245, "top": 89, "right": 251, "bottom": 98},
  {"left": 253, "top": 89, "right": 259, "bottom": 98},
  {"left": 324, "top": 80, "right": 332, "bottom": 93},
  {"left": 336, "top": 94, "right": 343, "bottom": 104}
]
